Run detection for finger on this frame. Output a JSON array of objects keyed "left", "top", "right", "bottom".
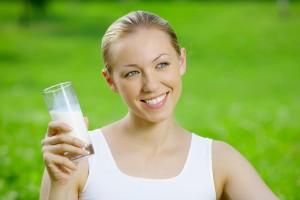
[
  {"left": 47, "top": 163, "right": 70, "bottom": 184},
  {"left": 84, "top": 116, "right": 89, "bottom": 128},
  {"left": 45, "top": 153, "right": 77, "bottom": 171},
  {"left": 57, "top": 163, "right": 74, "bottom": 175},
  {"left": 44, "top": 143, "right": 89, "bottom": 156},
  {"left": 42, "top": 135, "right": 85, "bottom": 148},
  {"left": 47, "top": 121, "right": 72, "bottom": 136}
]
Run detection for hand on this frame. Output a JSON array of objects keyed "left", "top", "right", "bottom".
[{"left": 41, "top": 120, "right": 89, "bottom": 185}]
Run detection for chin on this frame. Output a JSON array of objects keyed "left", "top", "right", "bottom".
[{"left": 137, "top": 108, "right": 174, "bottom": 124}]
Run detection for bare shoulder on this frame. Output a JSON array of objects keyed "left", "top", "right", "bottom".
[
  {"left": 212, "top": 140, "right": 279, "bottom": 200},
  {"left": 212, "top": 140, "right": 244, "bottom": 170},
  {"left": 212, "top": 140, "right": 234, "bottom": 159},
  {"left": 101, "top": 120, "right": 122, "bottom": 132}
]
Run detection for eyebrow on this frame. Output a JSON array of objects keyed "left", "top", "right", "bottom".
[
  {"left": 122, "top": 53, "right": 169, "bottom": 67},
  {"left": 152, "top": 53, "right": 168, "bottom": 63}
]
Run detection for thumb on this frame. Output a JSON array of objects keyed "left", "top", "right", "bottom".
[{"left": 84, "top": 116, "right": 89, "bottom": 128}]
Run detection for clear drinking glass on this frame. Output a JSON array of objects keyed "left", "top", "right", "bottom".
[{"left": 43, "top": 81, "right": 94, "bottom": 160}]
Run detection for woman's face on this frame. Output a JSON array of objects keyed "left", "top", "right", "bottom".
[{"left": 107, "top": 27, "right": 186, "bottom": 123}]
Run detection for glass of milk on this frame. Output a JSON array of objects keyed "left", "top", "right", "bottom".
[{"left": 43, "top": 81, "right": 94, "bottom": 160}]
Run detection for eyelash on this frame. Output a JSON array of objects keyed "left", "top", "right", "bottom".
[
  {"left": 124, "top": 71, "right": 139, "bottom": 78},
  {"left": 156, "top": 62, "right": 169, "bottom": 69},
  {"left": 124, "top": 62, "right": 170, "bottom": 78}
]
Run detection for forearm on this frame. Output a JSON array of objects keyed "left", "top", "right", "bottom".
[
  {"left": 40, "top": 169, "right": 77, "bottom": 200},
  {"left": 48, "top": 182, "right": 75, "bottom": 200}
]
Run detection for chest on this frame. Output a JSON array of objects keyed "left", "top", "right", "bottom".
[
  {"left": 79, "top": 132, "right": 216, "bottom": 200},
  {"left": 111, "top": 143, "right": 189, "bottom": 179},
  {"left": 104, "top": 132, "right": 192, "bottom": 179}
]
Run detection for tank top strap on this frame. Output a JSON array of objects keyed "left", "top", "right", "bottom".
[
  {"left": 187, "top": 133, "right": 213, "bottom": 172},
  {"left": 89, "top": 129, "right": 117, "bottom": 171},
  {"left": 81, "top": 129, "right": 114, "bottom": 193},
  {"left": 183, "top": 133, "right": 215, "bottom": 196}
]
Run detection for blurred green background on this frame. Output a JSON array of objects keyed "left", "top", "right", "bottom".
[{"left": 0, "top": 0, "right": 299, "bottom": 199}]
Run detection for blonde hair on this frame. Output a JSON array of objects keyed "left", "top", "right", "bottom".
[{"left": 101, "top": 10, "right": 181, "bottom": 73}]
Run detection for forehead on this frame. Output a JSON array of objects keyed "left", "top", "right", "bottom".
[{"left": 109, "top": 28, "right": 177, "bottom": 67}]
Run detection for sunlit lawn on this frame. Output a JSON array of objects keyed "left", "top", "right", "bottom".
[{"left": 0, "top": 2, "right": 299, "bottom": 199}]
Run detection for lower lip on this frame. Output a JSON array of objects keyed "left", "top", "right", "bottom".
[{"left": 141, "top": 92, "right": 169, "bottom": 110}]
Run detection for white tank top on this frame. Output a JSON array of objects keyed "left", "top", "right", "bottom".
[{"left": 79, "top": 129, "right": 216, "bottom": 200}]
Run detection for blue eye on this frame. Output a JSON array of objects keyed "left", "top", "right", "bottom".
[
  {"left": 125, "top": 71, "right": 139, "bottom": 78},
  {"left": 156, "top": 62, "right": 169, "bottom": 69}
]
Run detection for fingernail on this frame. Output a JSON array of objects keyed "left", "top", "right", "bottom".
[
  {"left": 77, "top": 141, "right": 84, "bottom": 147},
  {"left": 81, "top": 147, "right": 89, "bottom": 155},
  {"left": 78, "top": 143, "right": 84, "bottom": 148}
]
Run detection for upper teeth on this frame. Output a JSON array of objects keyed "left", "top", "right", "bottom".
[{"left": 145, "top": 93, "right": 166, "bottom": 105}]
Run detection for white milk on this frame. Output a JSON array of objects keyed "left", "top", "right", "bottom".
[{"left": 50, "top": 110, "right": 90, "bottom": 145}]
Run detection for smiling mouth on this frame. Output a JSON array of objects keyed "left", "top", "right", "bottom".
[{"left": 140, "top": 92, "right": 169, "bottom": 108}]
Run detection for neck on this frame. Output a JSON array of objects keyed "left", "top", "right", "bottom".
[{"left": 120, "top": 112, "right": 182, "bottom": 149}]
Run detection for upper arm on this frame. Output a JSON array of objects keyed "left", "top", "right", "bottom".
[{"left": 212, "top": 141, "right": 279, "bottom": 200}]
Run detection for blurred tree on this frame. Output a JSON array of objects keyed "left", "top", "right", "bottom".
[
  {"left": 277, "top": 0, "right": 290, "bottom": 17},
  {"left": 19, "top": 0, "right": 50, "bottom": 26}
]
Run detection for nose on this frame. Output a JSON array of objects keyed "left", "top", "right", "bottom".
[{"left": 142, "top": 71, "right": 159, "bottom": 93}]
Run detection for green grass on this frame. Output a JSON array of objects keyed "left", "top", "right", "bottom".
[{"left": 0, "top": 2, "right": 299, "bottom": 199}]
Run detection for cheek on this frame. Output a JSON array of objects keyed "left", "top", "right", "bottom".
[
  {"left": 164, "top": 69, "right": 182, "bottom": 89},
  {"left": 164, "top": 69, "right": 183, "bottom": 102},
  {"left": 117, "top": 80, "right": 140, "bottom": 103}
]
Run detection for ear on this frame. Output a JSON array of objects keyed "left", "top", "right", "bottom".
[
  {"left": 178, "top": 48, "right": 186, "bottom": 76},
  {"left": 101, "top": 68, "right": 118, "bottom": 93}
]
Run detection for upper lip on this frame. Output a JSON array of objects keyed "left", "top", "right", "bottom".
[{"left": 141, "top": 91, "right": 169, "bottom": 101}]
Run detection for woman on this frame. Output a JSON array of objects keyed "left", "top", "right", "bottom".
[{"left": 40, "top": 11, "right": 278, "bottom": 200}]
